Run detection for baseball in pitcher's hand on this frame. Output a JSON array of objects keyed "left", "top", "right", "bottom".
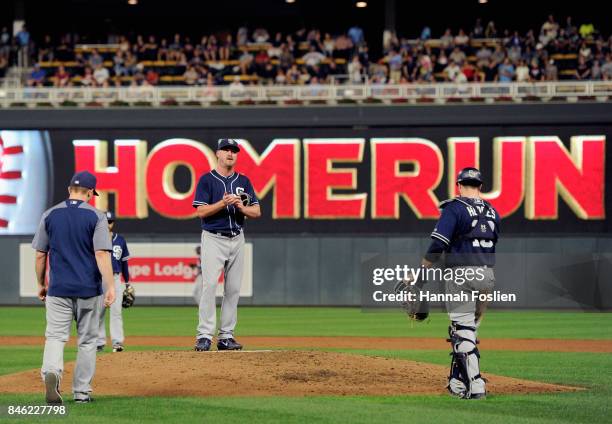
[{"left": 104, "top": 287, "right": 116, "bottom": 307}]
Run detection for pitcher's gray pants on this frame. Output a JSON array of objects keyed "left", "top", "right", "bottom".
[
  {"left": 196, "top": 230, "right": 244, "bottom": 340},
  {"left": 41, "top": 295, "right": 101, "bottom": 400},
  {"left": 97, "top": 274, "right": 124, "bottom": 347}
]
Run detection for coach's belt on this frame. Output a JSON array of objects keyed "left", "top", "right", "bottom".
[{"left": 208, "top": 230, "right": 241, "bottom": 238}]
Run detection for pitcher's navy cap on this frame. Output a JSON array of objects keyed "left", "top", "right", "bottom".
[
  {"left": 105, "top": 211, "right": 115, "bottom": 222},
  {"left": 70, "top": 171, "right": 99, "bottom": 196},
  {"left": 216, "top": 138, "right": 240, "bottom": 152}
]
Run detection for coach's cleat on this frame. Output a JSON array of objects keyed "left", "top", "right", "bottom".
[
  {"left": 112, "top": 344, "right": 124, "bottom": 353},
  {"left": 44, "top": 372, "right": 63, "bottom": 405},
  {"left": 74, "top": 396, "right": 94, "bottom": 403},
  {"left": 96, "top": 345, "right": 105, "bottom": 353},
  {"left": 194, "top": 338, "right": 212, "bottom": 351},
  {"left": 217, "top": 338, "right": 243, "bottom": 351}
]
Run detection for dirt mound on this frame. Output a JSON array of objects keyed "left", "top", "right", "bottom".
[{"left": 0, "top": 350, "right": 578, "bottom": 397}]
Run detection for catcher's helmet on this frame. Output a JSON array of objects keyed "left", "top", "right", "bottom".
[{"left": 456, "top": 167, "right": 483, "bottom": 186}]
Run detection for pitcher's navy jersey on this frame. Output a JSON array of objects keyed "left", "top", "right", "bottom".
[
  {"left": 431, "top": 197, "right": 500, "bottom": 267},
  {"left": 192, "top": 170, "right": 259, "bottom": 234}
]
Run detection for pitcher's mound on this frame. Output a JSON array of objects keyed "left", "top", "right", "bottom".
[{"left": 0, "top": 350, "right": 578, "bottom": 397}]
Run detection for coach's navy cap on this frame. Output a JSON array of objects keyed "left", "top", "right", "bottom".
[
  {"left": 105, "top": 211, "right": 115, "bottom": 222},
  {"left": 70, "top": 171, "right": 99, "bottom": 196},
  {"left": 216, "top": 138, "right": 240, "bottom": 153}
]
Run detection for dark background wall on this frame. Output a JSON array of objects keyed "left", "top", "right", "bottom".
[{"left": 1, "top": 103, "right": 611, "bottom": 308}]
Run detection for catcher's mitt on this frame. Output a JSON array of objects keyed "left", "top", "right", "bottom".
[
  {"left": 239, "top": 192, "right": 252, "bottom": 207},
  {"left": 393, "top": 277, "right": 429, "bottom": 322},
  {"left": 122, "top": 283, "right": 135, "bottom": 308}
]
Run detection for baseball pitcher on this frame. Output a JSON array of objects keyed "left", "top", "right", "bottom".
[{"left": 192, "top": 138, "right": 261, "bottom": 351}]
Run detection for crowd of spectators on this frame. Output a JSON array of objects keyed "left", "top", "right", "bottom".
[{"left": 1, "top": 16, "right": 611, "bottom": 88}]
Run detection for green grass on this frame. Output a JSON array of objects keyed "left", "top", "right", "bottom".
[
  {"left": 1, "top": 307, "right": 611, "bottom": 339},
  {"left": 0, "top": 307, "right": 611, "bottom": 423}
]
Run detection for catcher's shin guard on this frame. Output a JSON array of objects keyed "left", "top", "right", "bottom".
[{"left": 447, "top": 322, "right": 485, "bottom": 399}]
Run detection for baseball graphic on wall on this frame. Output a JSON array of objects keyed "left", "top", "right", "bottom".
[{"left": 0, "top": 131, "right": 53, "bottom": 234}]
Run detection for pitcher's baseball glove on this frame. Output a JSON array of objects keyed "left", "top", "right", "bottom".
[
  {"left": 393, "top": 277, "right": 429, "bottom": 322},
  {"left": 122, "top": 283, "right": 135, "bottom": 308},
  {"left": 239, "top": 192, "right": 252, "bottom": 207}
]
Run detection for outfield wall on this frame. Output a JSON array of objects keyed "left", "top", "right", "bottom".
[{"left": 1, "top": 103, "right": 611, "bottom": 308}]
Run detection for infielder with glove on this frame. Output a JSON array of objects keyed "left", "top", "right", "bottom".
[
  {"left": 401, "top": 167, "right": 500, "bottom": 400},
  {"left": 97, "top": 211, "right": 133, "bottom": 353},
  {"left": 192, "top": 138, "right": 260, "bottom": 351}
]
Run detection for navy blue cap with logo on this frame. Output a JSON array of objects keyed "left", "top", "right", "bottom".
[
  {"left": 105, "top": 211, "right": 115, "bottom": 222},
  {"left": 456, "top": 167, "right": 483, "bottom": 186},
  {"left": 217, "top": 139, "right": 240, "bottom": 153},
  {"left": 70, "top": 170, "right": 100, "bottom": 196}
]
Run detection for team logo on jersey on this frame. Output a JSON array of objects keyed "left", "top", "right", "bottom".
[
  {"left": 113, "top": 245, "right": 123, "bottom": 261},
  {"left": 235, "top": 187, "right": 245, "bottom": 196},
  {"left": 480, "top": 224, "right": 487, "bottom": 233}
]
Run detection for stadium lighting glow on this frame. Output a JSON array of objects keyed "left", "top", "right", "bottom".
[
  {"left": 128, "top": 0, "right": 138, "bottom": 5},
  {"left": 286, "top": 0, "right": 296, "bottom": 3},
  {"left": 478, "top": 0, "right": 488, "bottom": 3},
  {"left": 356, "top": 1, "right": 367, "bottom": 7}
]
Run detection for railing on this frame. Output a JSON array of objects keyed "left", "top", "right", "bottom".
[{"left": 0, "top": 81, "right": 611, "bottom": 107}]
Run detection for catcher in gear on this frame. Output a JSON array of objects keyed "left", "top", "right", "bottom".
[
  {"left": 97, "top": 211, "right": 132, "bottom": 353},
  {"left": 418, "top": 167, "right": 500, "bottom": 400}
]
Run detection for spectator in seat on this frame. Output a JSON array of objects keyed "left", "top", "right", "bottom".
[
  {"left": 0, "top": 54, "right": 7, "bottom": 78},
  {"left": 483, "top": 58, "right": 498, "bottom": 82},
  {"left": 575, "top": 56, "right": 591, "bottom": 80},
  {"left": 497, "top": 57, "right": 515, "bottom": 82},
  {"left": 601, "top": 55, "right": 612, "bottom": 80},
  {"left": 146, "top": 68, "right": 159, "bottom": 86},
  {"left": 461, "top": 61, "right": 477, "bottom": 82},
  {"left": 454, "top": 29, "right": 469, "bottom": 50},
  {"left": 515, "top": 60, "right": 530, "bottom": 82},
  {"left": 238, "top": 50, "right": 254, "bottom": 75},
  {"left": 387, "top": 49, "right": 403, "bottom": 84},
  {"left": 93, "top": 64, "right": 110, "bottom": 87},
  {"left": 38, "top": 35, "right": 54, "bottom": 62},
  {"left": 491, "top": 45, "right": 505, "bottom": 66},
  {"left": 440, "top": 29, "right": 454, "bottom": 52},
  {"left": 113, "top": 50, "right": 127, "bottom": 76},
  {"left": 579, "top": 41, "right": 592, "bottom": 62},
  {"left": 449, "top": 47, "right": 466, "bottom": 66},
  {"left": 287, "top": 64, "right": 301, "bottom": 84},
  {"left": 279, "top": 43, "right": 294, "bottom": 70},
  {"left": 219, "top": 34, "right": 233, "bottom": 61},
  {"left": 348, "top": 25, "right": 364, "bottom": 47},
  {"left": 348, "top": 55, "right": 362, "bottom": 83},
  {"left": 54, "top": 65, "right": 70, "bottom": 87},
  {"left": 485, "top": 21, "right": 497, "bottom": 38},
  {"left": 168, "top": 34, "right": 182, "bottom": 61},
  {"left": 323, "top": 33, "right": 335, "bottom": 57},
  {"left": 253, "top": 28, "right": 270, "bottom": 43},
  {"left": 133, "top": 35, "right": 146, "bottom": 59},
  {"left": 472, "top": 19, "right": 484, "bottom": 39},
  {"left": 540, "top": 15, "right": 559, "bottom": 46},
  {"left": 529, "top": 60, "right": 544, "bottom": 81},
  {"left": 420, "top": 26, "right": 432, "bottom": 41},
  {"left": 205, "top": 35, "right": 217, "bottom": 61},
  {"left": 158, "top": 38, "right": 168, "bottom": 61},
  {"left": 275, "top": 68, "right": 287, "bottom": 85},
  {"left": 444, "top": 60, "right": 461, "bottom": 82},
  {"left": 591, "top": 60, "right": 602, "bottom": 80},
  {"left": 508, "top": 45, "right": 522, "bottom": 64},
  {"left": 302, "top": 46, "right": 325, "bottom": 68},
  {"left": 416, "top": 53, "right": 433, "bottom": 82},
  {"left": 183, "top": 65, "right": 199, "bottom": 85},
  {"left": 545, "top": 59, "right": 558, "bottom": 81},
  {"left": 27, "top": 63, "right": 46, "bottom": 87},
  {"left": 476, "top": 45, "right": 492, "bottom": 68},
  {"left": 0, "top": 27, "right": 10, "bottom": 58},
  {"left": 81, "top": 67, "right": 94, "bottom": 87},
  {"left": 579, "top": 22, "right": 595, "bottom": 39},
  {"left": 144, "top": 36, "right": 158, "bottom": 61},
  {"left": 89, "top": 49, "right": 103, "bottom": 69}
]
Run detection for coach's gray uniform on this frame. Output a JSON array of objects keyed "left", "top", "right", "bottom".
[{"left": 32, "top": 200, "right": 111, "bottom": 401}]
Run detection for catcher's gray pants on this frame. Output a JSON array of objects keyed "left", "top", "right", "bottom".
[
  {"left": 196, "top": 230, "right": 244, "bottom": 340},
  {"left": 445, "top": 266, "right": 495, "bottom": 395},
  {"left": 97, "top": 274, "right": 124, "bottom": 347},
  {"left": 41, "top": 295, "right": 101, "bottom": 400}
]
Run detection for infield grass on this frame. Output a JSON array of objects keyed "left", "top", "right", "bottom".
[{"left": 0, "top": 307, "right": 610, "bottom": 423}]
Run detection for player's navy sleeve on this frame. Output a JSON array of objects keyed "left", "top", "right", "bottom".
[
  {"left": 424, "top": 238, "right": 448, "bottom": 263},
  {"left": 431, "top": 206, "right": 457, "bottom": 246},
  {"left": 193, "top": 175, "right": 211, "bottom": 208},
  {"left": 244, "top": 177, "right": 259, "bottom": 205},
  {"left": 121, "top": 238, "right": 130, "bottom": 283}
]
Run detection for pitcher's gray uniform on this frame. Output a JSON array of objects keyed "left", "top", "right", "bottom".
[
  {"left": 192, "top": 139, "right": 260, "bottom": 351},
  {"left": 32, "top": 170, "right": 114, "bottom": 404}
]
